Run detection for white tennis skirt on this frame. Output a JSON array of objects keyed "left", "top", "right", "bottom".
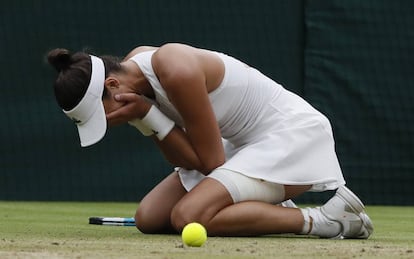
[{"left": 179, "top": 88, "right": 345, "bottom": 193}]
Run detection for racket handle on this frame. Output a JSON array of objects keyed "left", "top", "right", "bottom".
[{"left": 89, "top": 217, "right": 135, "bottom": 226}]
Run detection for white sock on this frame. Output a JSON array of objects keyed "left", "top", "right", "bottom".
[
  {"left": 300, "top": 208, "right": 312, "bottom": 234},
  {"left": 300, "top": 208, "right": 341, "bottom": 238}
]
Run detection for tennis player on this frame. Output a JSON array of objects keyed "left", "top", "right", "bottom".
[{"left": 48, "top": 43, "right": 373, "bottom": 238}]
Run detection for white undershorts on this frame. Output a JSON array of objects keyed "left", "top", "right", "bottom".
[{"left": 177, "top": 168, "right": 285, "bottom": 204}]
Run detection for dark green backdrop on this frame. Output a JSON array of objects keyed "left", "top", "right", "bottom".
[{"left": 1, "top": 0, "right": 412, "bottom": 205}]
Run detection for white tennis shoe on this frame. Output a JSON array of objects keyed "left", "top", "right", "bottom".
[
  {"left": 319, "top": 186, "right": 374, "bottom": 239},
  {"left": 280, "top": 199, "right": 298, "bottom": 208}
]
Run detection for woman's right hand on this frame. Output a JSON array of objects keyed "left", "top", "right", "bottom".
[{"left": 106, "top": 93, "right": 152, "bottom": 126}]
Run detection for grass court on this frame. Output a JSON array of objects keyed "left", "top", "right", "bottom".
[{"left": 0, "top": 202, "right": 413, "bottom": 258}]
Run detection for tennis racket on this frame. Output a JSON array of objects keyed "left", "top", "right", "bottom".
[{"left": 89, "top": 217, "right": 135, "bottom": 226}]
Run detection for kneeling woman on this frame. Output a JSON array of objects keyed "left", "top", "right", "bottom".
[{"left": 47, "top": 43, "right": 373, "bottom": 239}]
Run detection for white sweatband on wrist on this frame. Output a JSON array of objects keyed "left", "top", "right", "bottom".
[
  {"left": 128, "top": 118, "right": 154, "bottom": 136},
  {"left": 141, "top": 105, "right": 175, "bottom": 140}
]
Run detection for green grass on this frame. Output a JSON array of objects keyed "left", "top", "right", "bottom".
[{"left": 0, "top": 202, "right": 413, "bottom": 258}]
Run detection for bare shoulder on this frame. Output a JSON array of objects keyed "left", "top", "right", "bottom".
[
  {"left": 154, "top": 43, "right": 194, "bottom": 56},
  {"left": 152, "top": 43, "right": 224, "bottom": 92},
  {"left": 152, "top": 43, "right": 196, "bottom": 67},
  {"left": 152, "top": 43, "right": 201, "bottom": 81},
  {"left": 123, "top": 45, "right": 158, "bottom": 61}
]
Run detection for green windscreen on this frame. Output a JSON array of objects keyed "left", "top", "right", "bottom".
[
  {"left": 1, "top": 0, "right": 412, "bottom": 204},
  {"left": 0, "top": 0, "right": 304, "bottom": 201},
  {"left": 303, "top": 0, "right": 414, "bottom": 204}
]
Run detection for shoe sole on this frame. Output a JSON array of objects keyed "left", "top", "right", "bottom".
[
  {"left": 335, "top": 186, "right": 374, "bottom": 239},
  {"left": 359, "top": 212, "right": 374, "bottom": 238}
]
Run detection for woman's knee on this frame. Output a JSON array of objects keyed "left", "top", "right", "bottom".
[
  {"left": 170, "top": 178, "right": 234, "bottom": 232},
  {"left": 135, "top": 202, "right": 174, "bottom": 234},
  {"left": 135, "top": 205, "right": 158, "bottom": 234},
  {"left": 134, "top": 172, "right": 187, "bottom": 234},
  {"left": 170, "top": 201, "right": 201, "bottom": 232}
]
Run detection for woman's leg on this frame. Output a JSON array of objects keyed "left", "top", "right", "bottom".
[
  {"left": 135, "top": 171, "right": 187, "bottom": 234},
  {"left": 170, "top": 177, "right": 309, "bottom": 236},
  {"left": 171, "top": 177, "right": 373, "bottom": 238}
]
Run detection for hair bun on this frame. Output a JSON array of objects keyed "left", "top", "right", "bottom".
[{"left": 47, "top": 48, "right": 72, "bottom": 72}]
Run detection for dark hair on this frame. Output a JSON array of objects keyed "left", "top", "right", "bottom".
[{"left": 47, "top": 48, "right": 123, "bottom": 110}]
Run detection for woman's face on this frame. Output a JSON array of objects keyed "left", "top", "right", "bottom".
[{"left": 102, "top": 85, "right": 124, "bottom": 114}]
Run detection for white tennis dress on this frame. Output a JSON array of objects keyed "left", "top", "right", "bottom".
[{"left": 130, "top": 50, "right": 345, "bottom": 192}]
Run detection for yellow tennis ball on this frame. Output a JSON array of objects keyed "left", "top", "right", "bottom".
[{"left": 181, "top": 222, "right": 207, "bottom": 247}]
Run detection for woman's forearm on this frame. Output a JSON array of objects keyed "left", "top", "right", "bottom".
[{"left": 152, "top": 126, "right": 219, "bottom": 175}]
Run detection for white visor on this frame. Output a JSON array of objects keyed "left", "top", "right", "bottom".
[{"left": 63, "top": 55, "right": 107, "bottom": 147}]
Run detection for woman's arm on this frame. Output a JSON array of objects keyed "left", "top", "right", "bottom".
[
  {"left": 107, "top": 44, "right": 225, "bottom": 174},
  {"left": 151, "top": 44, "right": 225, "bottom": 174},
  {"left": 106, "top": 92, "right": 217, "bottom": 174}
]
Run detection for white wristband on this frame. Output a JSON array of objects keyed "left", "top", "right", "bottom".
[
  {"left": 141, "top": 105, "right": 175, "bottom": 140},
  {"left": 128, "top": 118, "right": 154, "bottom": 136}
]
